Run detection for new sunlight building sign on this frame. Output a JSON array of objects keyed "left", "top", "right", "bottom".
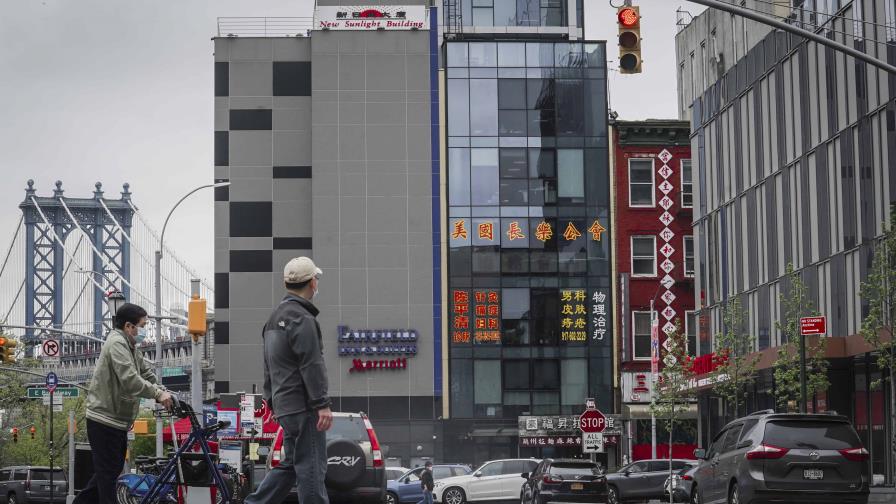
[{"left": 314, "top": 5, "right": 427, "bottom": 30}]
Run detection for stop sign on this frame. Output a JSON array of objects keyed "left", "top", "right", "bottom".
[{"left": 580, "top": 409, "right": 606, "bottom": 433}]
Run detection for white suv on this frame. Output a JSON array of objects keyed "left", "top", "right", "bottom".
[{"left": 433, "top": 459, "right": 539, "bottom": 504}]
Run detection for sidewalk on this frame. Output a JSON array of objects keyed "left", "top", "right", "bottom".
[{"left": 871, "top": 487, "right": 896, "bottom": 503}]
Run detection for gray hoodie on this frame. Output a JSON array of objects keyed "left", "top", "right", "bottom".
[{"left": 262, "top": 294, "right": 331, "bottom": 417}]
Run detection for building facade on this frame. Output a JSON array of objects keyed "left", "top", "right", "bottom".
[
  {"left": 213, "top": 0, "right": 611, "bottom": 468},
  {"left": 213, "top": 0, "right": 442, "bottom": 465},
  {"left": 677, "top": 0, "right": 896, "bottom": 484},
  {"left": 612, "top": 120, "right": 696, "bottom": 461}
]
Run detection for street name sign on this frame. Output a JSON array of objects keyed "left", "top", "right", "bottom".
[{"left": 28, "top": 386, "right": 79, "bottom": 399}]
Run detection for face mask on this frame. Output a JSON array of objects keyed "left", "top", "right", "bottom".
[
  {"left": 312, "top": 285, "right": 320, "bottom": 300},
  {"left": 135, "top": 327, "right": 148, "bottom": 343}
]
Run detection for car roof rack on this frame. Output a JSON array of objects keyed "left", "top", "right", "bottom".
[{"left": 746, "top": 409, "right": 776, "bottom": 416}]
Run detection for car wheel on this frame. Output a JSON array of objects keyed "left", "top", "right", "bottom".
[
  {"left": 728, "top": 483, "right": 739, "bottom": 504},
  {"left": 607, "top": 485, "right": 619, "bottom": 504},
  {"left": 690, "top": 484, "right": 699, "bottom": 504},
  {"left": 7, "top": 494, "right": 16, "bottom": 504},
  {"left": 443, "top": 487, "right": 466, "bottom": 504},
  {"left": 385, "top": 491, "right": 399, "bottom": 504}
]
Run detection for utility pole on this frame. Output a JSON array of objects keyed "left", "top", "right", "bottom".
[{"left": 67, "top": 410, "right": 75, "bottom": 504}]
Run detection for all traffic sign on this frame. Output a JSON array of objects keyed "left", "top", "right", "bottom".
[{"left": 579, "top": 409, "right": 607, "bottom": 433}]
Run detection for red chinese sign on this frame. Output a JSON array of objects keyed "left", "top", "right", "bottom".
[
  {"left": 474, "top": 290, "right": 500, "bottom": 343},
  {"left": 452, "top": 290, "right": 471, "bottom": 344}
]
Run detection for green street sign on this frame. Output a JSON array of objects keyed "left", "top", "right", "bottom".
[{"left": 26, "top": 387, "right": 79, "bottom": 399}]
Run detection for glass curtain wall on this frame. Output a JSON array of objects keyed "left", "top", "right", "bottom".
[
  {"left": 443, "top": 0, "right": 582, "bottom": 28},
  {"left": 446, "top": 41, "right": 612, "bottom": 419}
]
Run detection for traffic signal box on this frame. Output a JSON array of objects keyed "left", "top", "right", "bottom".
[
  {"left": 187, "top": 294, "right": 207, "bottom": 342},
  {"left": 0, "top": 336, "right": 17, "bottom": 364},
  {"left": 11, "top": 428, "right": 18, "bottom": 443},
  {"left": 29, "top": 426, "right": 35, "bottom": 440},
  {"left": 617, "top": 5, "right": 642, "bottom": 74}
]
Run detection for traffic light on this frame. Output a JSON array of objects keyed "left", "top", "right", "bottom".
[
  {"left": 187, "top": 280, "right": 207, "bottom": 342},
  {"left": 0, "top": 336, "right": 17, "bottom": 364},
  {"left": 11, "top": 428, "right": 17, "bottom": 444},
  {"left": 617, "top": 5, "right": 642, "bottom": 74},
  {"left": 29, "top": 426, "right": 35, "bottom": 440}
]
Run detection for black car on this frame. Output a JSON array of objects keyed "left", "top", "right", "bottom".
[
  {"left": 0, "top": 466, "right": 67, "bottom": 504},
  {"left": 690, "top": 410, "right": 869, "bottom": 504},
  {"left": 520, "top": 458, "right": 607, "bottom": 504},
  {"left": 264, "top": 412, "right": 385, "bottom": 504},
  {"left": 606, "top": 459, "right": 695, "bottom": 503}
]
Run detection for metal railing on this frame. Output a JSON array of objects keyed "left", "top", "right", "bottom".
[{"left": 217, "top": 17, "right": 314, "bottom": 37}]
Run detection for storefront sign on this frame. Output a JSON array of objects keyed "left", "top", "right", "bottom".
[
  {"left": 452, "top": 290, "right": 471, "bottom": 344},
  {"left": 622, "top": 372, "right": 653, "bottom": 403},
  {"left": 560, "top": 289, "right": 588, "bottom": 342},
  {"left": 518, "top": 414, "right": 622, "bottom": 438},
  {"left": 349, "top": 357, "right": 408, "bottom": 373},
  {"left": 314, "top": 5, "right": 427, "bottom": 30},
  {"left": 592, "top": 291, "right": 608, "bottom": 341},
  {"left": 338, "top": 326, "right": 418, "bottom": 356},
  {"left": 521, "top": 436, "right": 582, "bottom": 447},
  {"left": 473, "top": 290, "right": 500, "bottom": 343}
]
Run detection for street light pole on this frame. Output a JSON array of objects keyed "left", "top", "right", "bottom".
[{"left": 154, "top": 182, "right": 228, "bottom": 456}]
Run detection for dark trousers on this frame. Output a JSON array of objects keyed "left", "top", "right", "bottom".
[{"left": 73, "top": 419, "right": 128, "bottom": 504}]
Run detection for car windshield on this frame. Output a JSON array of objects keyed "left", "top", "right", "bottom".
[
  {"left": 30, "top": 470, "right": 65, "bottom": 481},
  {"left": 327, "top": 416, "right": 369, "bottom": 443},
  {"left": 549, "top": 463, "right": 598, "bottom": 476},
  {"left": 763, "top": 420, "right": 861, "bottom": 450}
]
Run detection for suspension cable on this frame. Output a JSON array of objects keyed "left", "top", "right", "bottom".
[{"left": 0, "top": 215, "right": 23, "bottom": 280}]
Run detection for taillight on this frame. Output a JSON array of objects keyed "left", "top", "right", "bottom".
[
  {"left": 363, "top": 415, "right": 384, "bottom": 468},
  {"left": 542, "top": 475, "right": 560, "bottom": 484},
  {"left": 681, "top": 474, "right": 693, "bottom": 481},
  {"left": 839, "top": 447, "right": 869, "bottom": 462},
  {"left": 746, "top": 443, "right": 790, "bottom": 460}
]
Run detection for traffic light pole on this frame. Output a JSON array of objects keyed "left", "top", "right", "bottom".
[
  {"left": 684, "top": 0, "right": 896, "bottom": 75},
  {"left": 49, "top": 389, "right": 54, "bottom": 504}
]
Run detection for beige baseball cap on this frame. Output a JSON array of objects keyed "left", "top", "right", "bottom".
[{"left": 283, "top": 257, "right": 322, "bottom": 284}]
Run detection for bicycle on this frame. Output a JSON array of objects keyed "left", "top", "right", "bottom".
[{"left": 115, "top": 399, "right": 234, "bottom": 504}]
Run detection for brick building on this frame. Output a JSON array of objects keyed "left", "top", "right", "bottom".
[{"left": 612, "top": 119, "right": 696, "bottom": 460}]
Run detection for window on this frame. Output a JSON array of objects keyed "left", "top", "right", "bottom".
[
  {"left": 631, "top": 236, "right": 657, "bottom": 276},
  {"left": 683, "top": 235, "right": 695, "bottom": 277},
  {"left": 681, "top": 159, "right": 693, "bottom": 208},
  {"left": 558, "top": 149, "right": 584, "bottom": 199},
  {"left": 533, "top": 359, "right": 560, "bottom": 389},
  {"left": 13, "top": 470, "right": 26, "bottom": 481},
  {"left": 685, "top": 311, "right": 697, "bottom": 357},
  {"left": 0, "top": 470, "right": 9, "bottom": 482},
  {"left": 626, "top": 461, "right": 649, "bottom": 473},
  {"left": 629, "top": 159, "right": 655, "bottom": 207},
  {"left": 478, "top": 461, "right": 504, "bottom": 476},
  {"left": 474, "top": 360, "right": 501, "bottom": 416},
  {"left": 721, "top": 424, "right": 743, "bottom": 453},
  {"left": 451, "top": 467, "right": 469, "bottom": 477},
  {"left": 433, "top": 467, "right": 453, "bottom": 480},
  {"left": 632, "top": 311, "right": 652, "bottom": 360}
]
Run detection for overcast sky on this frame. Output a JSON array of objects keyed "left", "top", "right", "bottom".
[{"left": 0, "top": 0, "right": 705, "bottom": 282}]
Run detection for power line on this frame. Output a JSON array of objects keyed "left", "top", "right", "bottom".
[{"left": 714, "top": 0, "right": 895, "bottom": 50}]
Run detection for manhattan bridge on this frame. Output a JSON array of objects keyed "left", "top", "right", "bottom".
[{"left": 0, "top": 180, "right": 215, "bottom": 393}]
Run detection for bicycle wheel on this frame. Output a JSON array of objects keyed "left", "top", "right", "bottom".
[{"left": 116, "top": 482, "right": 140, "bottom": 504}]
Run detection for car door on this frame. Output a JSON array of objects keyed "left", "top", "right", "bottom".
[
  {"left": 0, "top": 469, "right": 9, "bottom": 504},
  {"left": 500, "top": 460, "right": 536, "bottom": 500},
  {"left": 704, "top": 428, "right": 732, "bottom": 504},
  {"left": 466, "top": 461, "right": 505, "bottom": 500},
  {"left": 616, "top": 461, "right": 649, "bottom": 499},
  {"left": 715, "top": 423, "right": 744, "bottom": 501},
  {"left": 522, "top": 462, "right": 544, "bottom": 503},
  {"left": 398, "top": 468, "right": 424, "bottom": 503},
  {"left": 643, "top": 461, "right": 674, "bottom": 498}
]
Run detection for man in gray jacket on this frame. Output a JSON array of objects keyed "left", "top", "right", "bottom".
[
  {"left": 246, "top": 256, "right": 333, "bottom": 504},
  {"left": 75, "top": 303, "right": 173, "bottom": 504}
]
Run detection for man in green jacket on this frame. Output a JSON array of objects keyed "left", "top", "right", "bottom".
[{"left": 74, "top": 303, "right": 173, "bottom": 504}]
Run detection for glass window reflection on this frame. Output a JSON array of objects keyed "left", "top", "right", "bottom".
[
  {"left": 471, "top": 149, "right": 499, "bottom": 205},
  {"left": 469, "top": 42, "right": 498, "bottom": 67},
  {"left": 470, "top": 80, "right": 498, "bottom": 135}
]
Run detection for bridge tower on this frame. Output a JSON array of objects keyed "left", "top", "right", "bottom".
[{"left": 19, "top": 180, "right": 134, "bottom": 347}]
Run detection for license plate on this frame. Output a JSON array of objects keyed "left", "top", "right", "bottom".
[
  {"left": 570, "top": 483, "right": 583, "bottom": 490},
  {"left": 44, "top": 486, "right": 51, "bottom": 490},
  {"left": 804, "top": 469, "right": 824, "bottom": 480}
]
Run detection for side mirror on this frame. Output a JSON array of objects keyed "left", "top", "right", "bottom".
[
  {"left": 623, "top": 470, "right": 631, "bottom": 477},
  {"left": 256, "top": 446, "right": 271, "bottom": 458},
  {"left": 520, "top": 473, "right": 529, "bottom": 480},
  {"left": 473, "top": 471, "right": 482, "bottom": 477},
  {"left": 693, "top": 449, "right": 706, "bottom": 460}
]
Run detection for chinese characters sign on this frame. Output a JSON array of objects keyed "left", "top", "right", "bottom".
[
  {"left": 518, "top": 414, "right": 622, "bottom": 447},
  {"left": 560, "top": 289, "right": 588, "bottom": 342},
  {"left": 452, "top": 290, "right": 471, "bottom": 344},
  {"left": 592, "top": 291, "right": 608, "bottom": 341},
  {"left": 314, "top": 5, "right": 427, "bottom": 30},
  {"left": 473, "top": 290, "right": 501, "bottom": 343},
  {"left": 449, "top": 219, "right": 608, "bottom": 246}
]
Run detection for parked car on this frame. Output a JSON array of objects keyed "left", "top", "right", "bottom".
[
  {"left": 662, "top": 463, "right": 699, "bottom": 502},
  {"left": 605, "top": 459, "right": 695, "bottom": 504},
  {"left": 385, "top": 467, "right": 411, "bottom": 482},
  {"left": 0, "top": 466, "right": 67, "bottom": 504},
  {"left": 386, "top": 465, "right": 472, "bottom": 504},
  {"left": 264, "top": 412, "right": 385, "bottom": 504},
  {"left": 520, "top": 458, "right": 607, "bottom": 504},
  {"left": 432, "top": 459, "right": 539, "bottom": 504},
  {"left": 690, "top": 410, "right": 869, "bottom": 504}
]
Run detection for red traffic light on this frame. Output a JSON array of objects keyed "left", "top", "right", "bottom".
[
  {"left": 11, "top": 428, "right": 17, "bottom": 435},
  {"left": 618, "top": 7, "right": 639, "bottom": 27},
  {"left": 29, "top": 426, "right": 36, "bottom": 439}
]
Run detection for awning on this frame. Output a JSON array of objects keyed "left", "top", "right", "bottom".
[{"left": 622, "top": 404, "right": 698, "bottom": 420}]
